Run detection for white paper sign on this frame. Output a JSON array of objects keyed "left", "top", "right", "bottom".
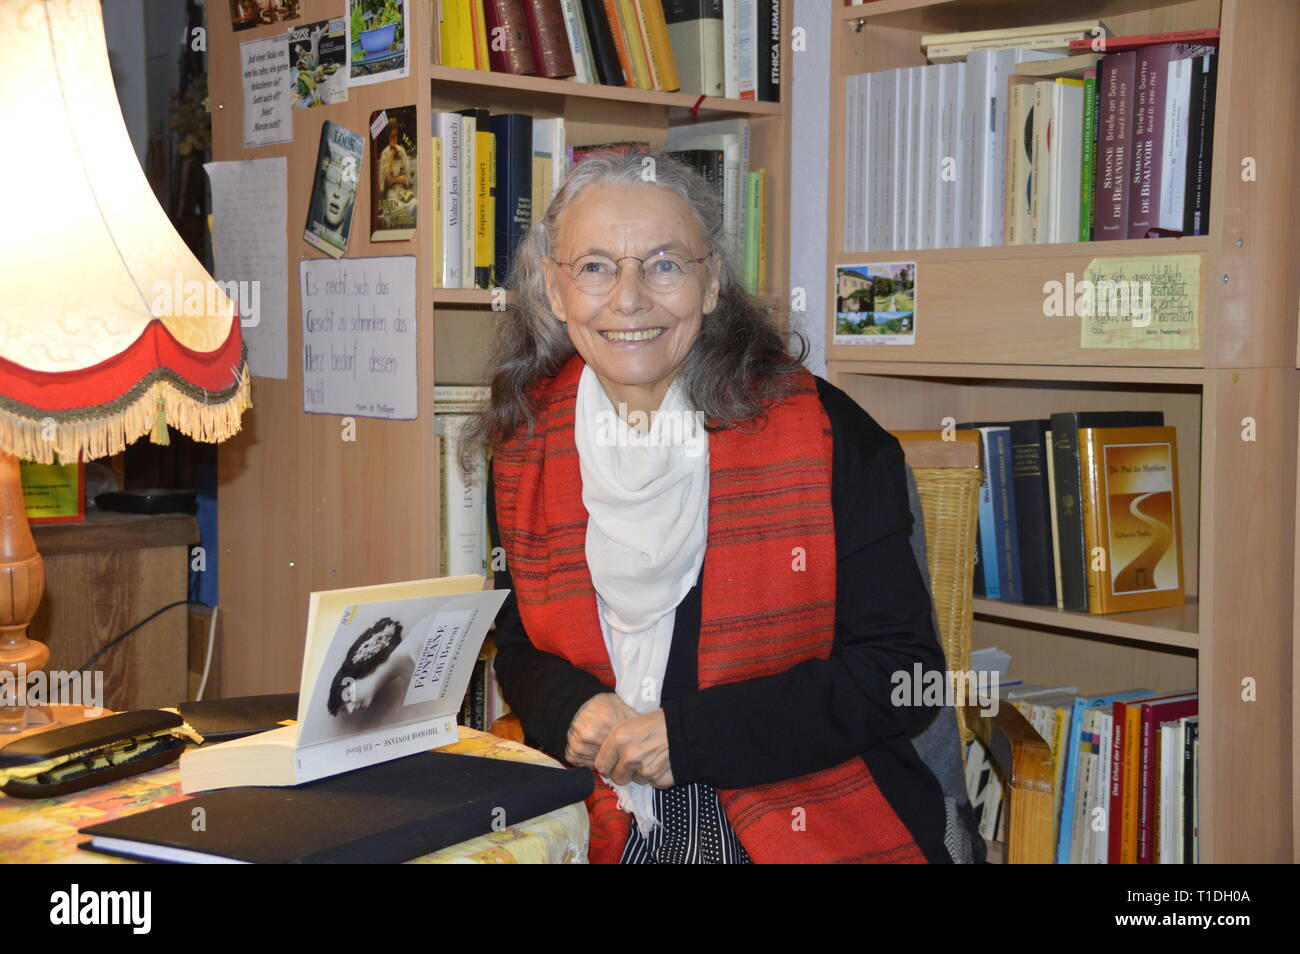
[
  {"left": 205, "top": 158, "right": 289, "bottom": 379},
  {"left": 300, "top": 256, "right": 417, "bottom": 419},
  {"left": 241, "top": 32, "right": 292, "bottom": 148}
]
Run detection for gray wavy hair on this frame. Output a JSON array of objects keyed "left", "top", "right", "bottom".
[{"left": 461, "top": 148, "right": 805, "bottom": 467}]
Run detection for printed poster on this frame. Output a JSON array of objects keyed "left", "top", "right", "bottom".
[
  {"left": 347, "top": 0, "right": 410, "bottom": 86},
  {"left": 369, "top": 106, "right": 417, "bottom": 241},
  {"left": 288, "top": 18, "right": 348, "bottom": 109}
]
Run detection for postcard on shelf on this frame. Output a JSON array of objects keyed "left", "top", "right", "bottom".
[
  {"left": 179, "top": 576, "right": 508, "bottom": 794},
  {"left": 347, "top": 0, "right": 410, "bottom": 86},
  {"left": 288, "top": 17, "right": 348, "bottom": 109},
  {"left": 304, "top": 120, "right": 364, "bottom": 259},
  {"left": 239, "top": 32, "right": 291, "bottom": 148},
  {"left": 834, "top": 262, "right": 917, "bottom": 345},
  {"left": 369, "top": 106, "right": 417, "bottom": 241},
  {"left": 1079, "top": 255, "right": 1201, "bottom": 350},
  {"left": 229, "top": 1, "right": 303, "bottom": 33}
]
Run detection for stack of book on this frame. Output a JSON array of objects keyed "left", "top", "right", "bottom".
[
  {"left": 457, "top": 639, "right": 512, "bottom": 732},
  {"left": 435, "top": 0, "right": 782, "bottom": 101},
  {"left": 843, "top": 21, "right": 1219, "bottom": 250},
  {"left": 434, "top": 112, "right": 767, "bottom": 292},
  {"left": 957, "top": 413, "right": 1185, "bottom": 615},
  {"left": 967, "top": 650, "right": 1201, "bottom": 864}
]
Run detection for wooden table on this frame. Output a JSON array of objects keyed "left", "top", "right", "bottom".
[{"left": 0, "top": 727, "right": 589, "bottom": 864}]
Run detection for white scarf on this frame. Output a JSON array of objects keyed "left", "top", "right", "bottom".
[{"left": 574, "top": 363, "right": 709, "bottom": 837}]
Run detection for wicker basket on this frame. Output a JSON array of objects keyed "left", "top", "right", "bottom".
[{"left": 910, "top": 465, "right": 983, "bottom": 743}]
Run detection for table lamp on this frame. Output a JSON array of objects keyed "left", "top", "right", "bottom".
[{"left": 0, "top": 0, "right": 252, "bottom": 731}]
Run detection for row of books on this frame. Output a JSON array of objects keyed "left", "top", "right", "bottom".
[
  {"left": 967, "top": 652, "right": 1200, "bottom": 863},
  {"left": 433, "top": 111, "right": 768, "bottom": 292},
  {"left": 457, "top": 641, "right": 512, "bottom": 732},
  {"left": 436, "top": 0, "right": 781, "bottom": 100},
  {"left": 950, "top": 412, "right": 1184, "bottom": 615},
  {"left": 436, "top": 385, "right": 491, "bottom": 579},
  {"left": 843, "top": 21, "right": 1219, "bottom": 250}
]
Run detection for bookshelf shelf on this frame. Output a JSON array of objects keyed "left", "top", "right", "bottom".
[
  {"left": 429, "top": 65, "right": 783, "bottom": 119},
  {"left": 973, "top": 596, "right": 1198, "bottom": 649},
  {"left": 827, "top": 0, "right": 1300, "bottom": 862},
  {"left": 432, "top": 288, "right": 511, "bottom": 307}
]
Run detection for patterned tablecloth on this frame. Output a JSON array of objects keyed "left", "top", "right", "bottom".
[{"left": 0, "top": 727, "right": 589, "bottom": 864}]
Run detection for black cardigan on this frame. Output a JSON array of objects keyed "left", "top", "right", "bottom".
[{"left": 486, "top": 376, "right": 953, "bottom": 863}]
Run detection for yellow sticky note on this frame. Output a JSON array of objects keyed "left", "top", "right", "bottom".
[{"left": 1078, "top": 254, "right": 1200, "bottom": 350}]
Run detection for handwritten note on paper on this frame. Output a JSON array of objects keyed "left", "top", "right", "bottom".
[
  {"left": 205, "top": 158, "right": 288, "bottom": 379},
  {"left": 1079, "top": 255, "right": 1201, "bottom": 350},
  {"left": 241, "top": 32, "right": 291, "bottom": 148},
  {"left": 299, "top": 256, "right": 417, "bottom": 419}
]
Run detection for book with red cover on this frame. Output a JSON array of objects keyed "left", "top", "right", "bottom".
[
  {"left": 1108, "top": 691, "right": 1193, "bottom": 863},
  {"left": 1138, "top": 693, "right": 1198, "bottom": 863},
  {"left": 1069, "top": 29, "right": 1219, "bottom": 53},
  {"left": 522, "top": 0, "right": 577, "bottom": 78},
  {"left": 1093, "top": 51, "right": 1136, "bottom": 240},
  {"left": 484, "top": 0, "right": 539, "bottom": 75}
]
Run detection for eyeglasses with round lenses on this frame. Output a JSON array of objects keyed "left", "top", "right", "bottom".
[{"left": 552, "top": 250, "right": 711, "bottom": 296}]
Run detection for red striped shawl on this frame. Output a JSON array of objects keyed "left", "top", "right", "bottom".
[{"left": 492, "top": 354, "right": 925, "bottom": 864}]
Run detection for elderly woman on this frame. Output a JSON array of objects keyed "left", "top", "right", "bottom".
[{"left": 470, "top": 151, "right": 952, "bottom": 864}]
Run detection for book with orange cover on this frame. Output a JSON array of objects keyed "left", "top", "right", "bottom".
[
  {"left": 601, "top": 0, "right": 637, "bottom": 87},
  {"left": 1078, "top": 425, "right": 1185, "bottom": 614}
]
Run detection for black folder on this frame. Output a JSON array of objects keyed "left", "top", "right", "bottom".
[{"left": 79, "top": 751, "right": 593, "bottom": 864}]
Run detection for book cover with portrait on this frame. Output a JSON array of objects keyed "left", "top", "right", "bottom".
[
  {"left": 179, "top": 576, "right": 507, "bottom": 794},
  {"left": 304, "top": 120, "right": 364, "bottom": 259},
  {"left": 369, "top": 106, "right": 417, "bottom": 241}
]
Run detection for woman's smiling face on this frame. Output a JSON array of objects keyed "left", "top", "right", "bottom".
[{"left": 543, "top": 182, "right": 720, "bottom": 416}]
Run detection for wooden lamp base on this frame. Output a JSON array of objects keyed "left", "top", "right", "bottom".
[{"left": 0, "top": 450, "right": 49, "bottom": 735}]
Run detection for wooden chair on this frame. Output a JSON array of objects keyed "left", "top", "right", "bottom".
[{"left": 893, "top": 431, "right": 1055, "bottom": 864}]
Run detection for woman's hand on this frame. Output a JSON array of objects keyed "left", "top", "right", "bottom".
[
  {"left": 565, "top": 692, "right": 637, "bottom": 767},
  {"left": 595, "top": 710, "right": 674, "bottom": 789}
]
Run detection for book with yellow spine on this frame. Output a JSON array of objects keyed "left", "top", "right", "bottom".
[{"left": 1079, "top": 426, "right": 1185, "bottom": 614}]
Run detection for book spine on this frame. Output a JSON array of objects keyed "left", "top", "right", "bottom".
[
  {"left": 475, "top": 130, "right": 493, "bottom": 288},
  {"left": 1182, "top": 53, "right": 1216, "bottom": 236},
  {"left": 560, "top": 0, "right": 597, "bottom": 84},
  {"left": 1109, "top": 700, "right": 1127, "bottom": 862},
  {"left": 1093, "top": 51, "right": 1136, "bottom": 240},
  {"left": 615, "top": 0, "right": 653, "bottom": 88},
  {"left": 583, "top": 0, "right": 627, "bottom": 85},
  {"left": 523, "top": 0, "right": 578, "bottom": 78},
  {"left": 1029, "top": 80, "right": 1051, "bottom": 244},
  {"left": 1157, "top": 57, "right": 1193, "bottom": 231},
  {"left": 472, "top": 0, "right": 490, "bottom": 70},
  {"left": 961, "top": 51, "right": 989, "bottom": 247},
  {"left": 601, "top": 0, "right": 637, "bottom": 87},
  {"left": 758, "top": 0, "right": 779, "bottom": 102},
  {"left": 743, "top": 170, "right": 759, "bottom": 292},
  {"left": 736, "top": 0, "right": 756, "bottom": 99},
  {"left": 438, "top": 114, "right": 463, "bottom": 289},
  {"left": 484, "top": 0, "right": 539, "bottom": 75},
  {"left": 460, "top": 114, "right": 476, "bottom": 288},
  {"left": 1010, "top": 422, "right": 1056, "bottom": 606},
  {"left": 1079, "top": 69, "right": 1097, "bottom": 241},
  {"left": 1079, "top": 427, "right": 1105, "bottom": 614},
  {"left": 989, "top": 428, "right": 1023, "bottom": 602},
  {"left": 1127, "top": 45, "right": 1175, "bottom": 238},
  {"left": 431, "top": 135, "right": 443, "bottom": 287},
  {"left": 1050, "top": 414, "right": 1089, "bottom": 612},
  {"left": 491, "top": 114, "right": 534, "bottom": 285},
  {"left": 640, "top": 0, "right": 681, "bottom": 91},
  {"left": 632, "top": 0, "right": 661, "bottom": 89},
  {"left": 1121, "top": 703, "right": 1142, "bottom": 862}
]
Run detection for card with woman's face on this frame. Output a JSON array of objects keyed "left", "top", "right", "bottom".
[
  {"left": 297, "top": 591, "right": 495, "bottom": 744},
  {"left": 304, "top": 120, "right": 364, "bottom": 259}
]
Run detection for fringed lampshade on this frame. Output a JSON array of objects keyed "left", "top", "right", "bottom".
[{"left": 0, "top": 0, "right": 251, "bottom": 729}]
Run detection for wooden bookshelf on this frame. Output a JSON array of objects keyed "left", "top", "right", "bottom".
[
  {"left": 207, "top": 2, "right": 792, "bottom": 696},
  {"left": 827, "top": 0, "right": 1299, "bottom": 862}
]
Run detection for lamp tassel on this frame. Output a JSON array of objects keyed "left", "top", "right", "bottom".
[{"left": 150, "top": 391, "right": 170, "bottom": 446}]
